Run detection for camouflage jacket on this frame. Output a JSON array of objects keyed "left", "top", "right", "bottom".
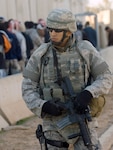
[{"left": 22, "top": 39, "right": 113, "bottom": 118}]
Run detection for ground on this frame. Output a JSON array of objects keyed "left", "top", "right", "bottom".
[{"left": 0, "top": 89, "right": 113, "bottom": 150}]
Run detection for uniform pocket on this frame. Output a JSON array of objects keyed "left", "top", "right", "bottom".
[
  {"left": 69, "top": 59, "right": 82, "bottom": 74},
  {"left": 43, "top": 88, "right": 53, "bottom": 100}
]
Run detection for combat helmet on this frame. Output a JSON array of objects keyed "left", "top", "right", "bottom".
[{"left": 47, "top": 9, "right": 77, "bottom": 33}]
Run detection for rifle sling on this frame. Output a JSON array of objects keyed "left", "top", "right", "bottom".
[
  {"left": 52, "top": 49, "right": 62, "bottom": 85},
  {"left": 46, "top": 139, "right": 69, "bottom": 148}
]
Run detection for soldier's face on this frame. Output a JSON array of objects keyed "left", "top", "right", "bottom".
[{"left": 49, "top": 29, "right": 64, "bottom": 42}]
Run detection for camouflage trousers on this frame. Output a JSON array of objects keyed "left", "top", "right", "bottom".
[{"left": 41, "top": 118, "right": 102, "bottom": 150}]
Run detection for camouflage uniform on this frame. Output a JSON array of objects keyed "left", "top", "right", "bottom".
[{"left": 22, "top": 9, "right": 112, "bottom": 150}]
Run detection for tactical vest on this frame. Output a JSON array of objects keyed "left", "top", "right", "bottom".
[
  {"left": 39, "top": 43, "right": 105, "bottom": 117},
  {"left": 39, "top": 44, "right": 89, "bottom": 102}
]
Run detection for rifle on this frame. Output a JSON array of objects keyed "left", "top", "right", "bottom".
[{"left": 55, "top": 76, "right": 94, "bottom": 150}]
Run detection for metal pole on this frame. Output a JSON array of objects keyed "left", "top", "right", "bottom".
[{"left": 94, "top": 14, "right": 100, "bottom": 51}]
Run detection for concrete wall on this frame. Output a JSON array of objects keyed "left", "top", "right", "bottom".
[
  {"left": 0, "top": 73, "right": 33, "bottom": 130},
  {"left": 97, "top": 10, "right": 113, "bottom": 49},
  {"left": 0, "top": 0, "right": 87, "bottom": 22},
  {"left": 0, "top": 0, "right": 110, "bottom": 50}
]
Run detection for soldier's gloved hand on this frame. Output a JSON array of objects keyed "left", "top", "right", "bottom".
[
  {"left": 42, "top": 101, "right": 63, "bottom": 116},
  {"left": 74, "top": 90, "right": 93, "bottom": 114}
]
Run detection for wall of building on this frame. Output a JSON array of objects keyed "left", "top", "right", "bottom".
[
  {"left": 1, "top": 0, "right": 111, "bottom": 49},
  {"left": 97, "top": 9, "right": 113, "bottom": 48},
  {"left": 0, "top": 0, "right": 87, "bottom": 23}
]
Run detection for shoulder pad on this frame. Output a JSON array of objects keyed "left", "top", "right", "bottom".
[
  {"left": 77, "top": 40, "right": 97, "bottom": 54},
  {"left": 33, "top": 42, "right": 51, "bottom": 58}
]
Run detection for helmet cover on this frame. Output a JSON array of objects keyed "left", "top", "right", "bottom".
[{"left": 47, "top": 9, "right": 77, "bottom": 33}]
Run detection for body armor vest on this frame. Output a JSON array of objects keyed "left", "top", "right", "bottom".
[{"left": 39, "top": 44, "right": 90, "bottom": 102}]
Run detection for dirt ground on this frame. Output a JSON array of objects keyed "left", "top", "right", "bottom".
[{"left": 0, "top": 90, "right": 113, "bottom": 150}]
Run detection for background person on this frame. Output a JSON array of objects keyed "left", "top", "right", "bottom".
[
  {"left": 83, "top": 21, "right": 97, "bottom": 48},
  {"left": 74, "top": 21, "right": 88, "bottom": 41},
  {"left": 37, "top": 23, "right": 50, "bottom": 43},
  {"left": 0, "top": 33, "right": 7, "bottom": 78},
  {"left": 105, "top": 26, "right": 113, "bottom": 46},
  {"left": 24, "top": 21, "right": 43, "bottom": 54}
]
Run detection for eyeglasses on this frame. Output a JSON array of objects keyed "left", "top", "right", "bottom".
[{"left": 47, "top": 27, "right": 65, "bottom": 33}]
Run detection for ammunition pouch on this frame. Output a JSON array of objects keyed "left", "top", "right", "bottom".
[
  {"left": 89, "top": 95, "right": 105, "bottom": 117},
  {"left": 42, "top": 87, "right": 65, "bottom": 102}
]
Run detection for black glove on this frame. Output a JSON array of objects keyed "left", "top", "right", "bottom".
[
  {"left": 42, "top": 100, "right": 63, "bottom": 116},
  {"left": 74, "top": 90, "right": 93, "bottom": 114}
]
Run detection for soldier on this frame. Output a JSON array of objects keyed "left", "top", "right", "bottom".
[{"left": 22, "top": 9, "right": 112, "bottom": 150}]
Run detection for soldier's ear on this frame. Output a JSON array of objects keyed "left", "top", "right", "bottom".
[{"left": 66, "top": 31, "right": 72, "bottom": 37}]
